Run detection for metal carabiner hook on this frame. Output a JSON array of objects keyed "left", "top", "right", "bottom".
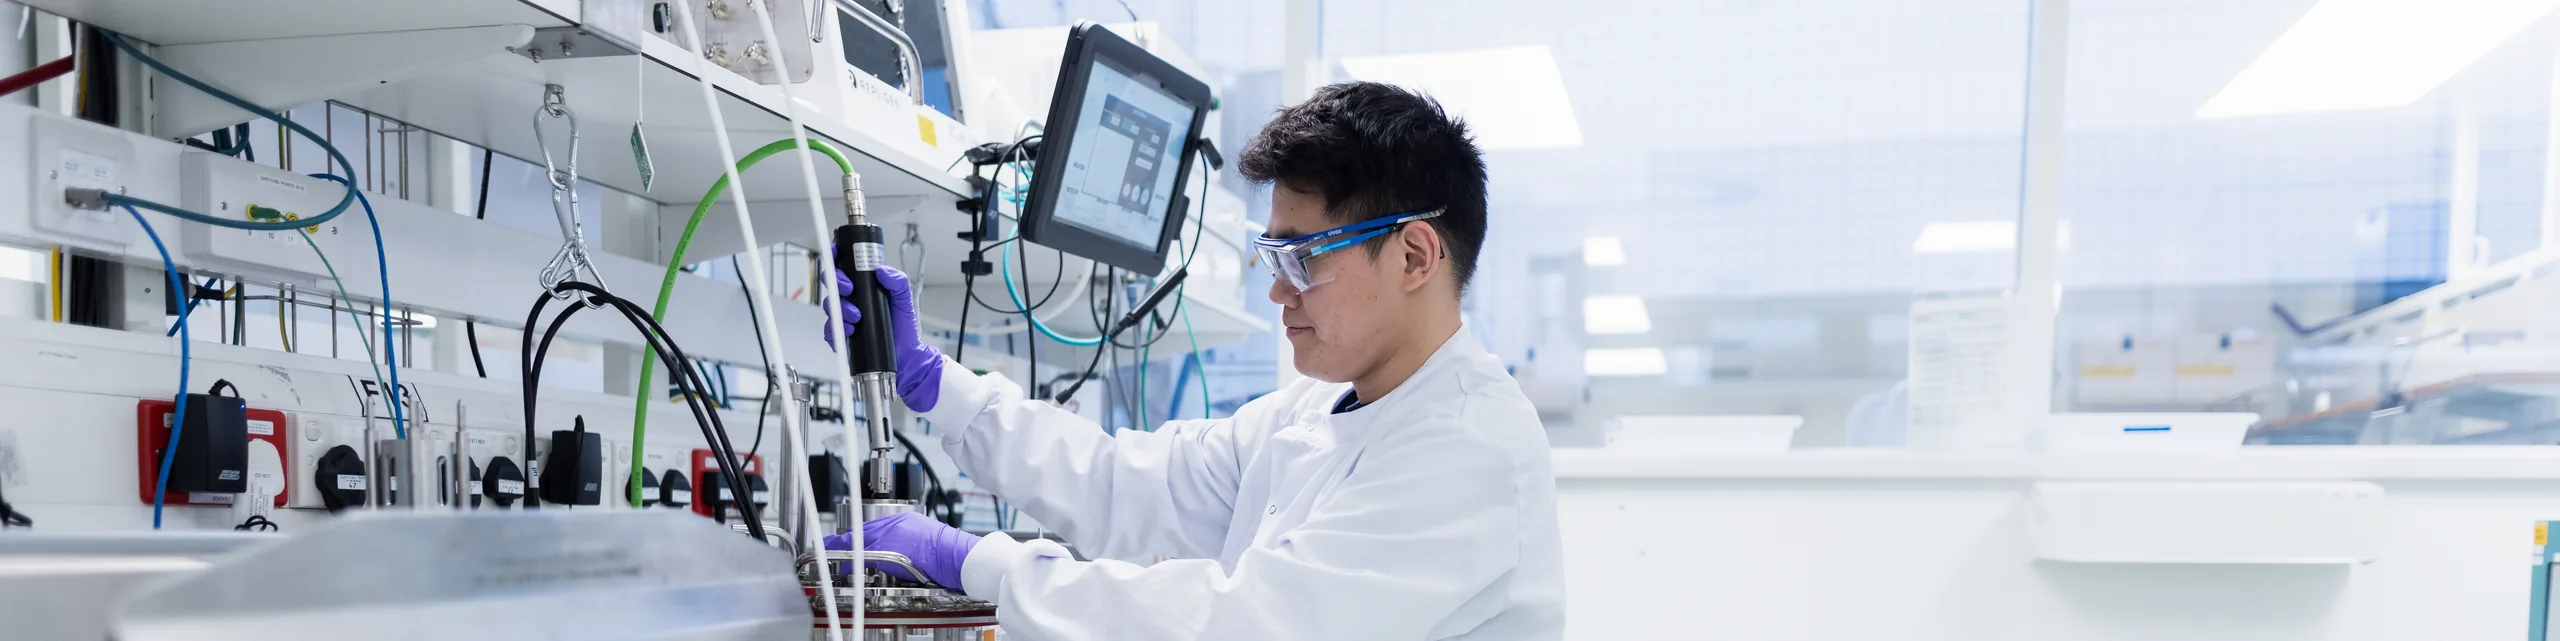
[{"left": 531, "top": 84, "right": 606, "bottom": 301}]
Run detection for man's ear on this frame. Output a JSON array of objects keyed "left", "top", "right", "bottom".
[{"left": 1398, "top": 221, "right": 1443, "bottom": 294}]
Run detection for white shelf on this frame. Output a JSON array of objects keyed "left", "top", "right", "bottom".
[
  {"left": 23, "top": 0, "right": 577, "bottom": 45},
  {"left": 34, "top": 0, "right": 972, "bottom": 251},
  {"left": 27, "top": 0, "right": 1267, "bottom": 369},
  {"left": 330, "top": 21, "right": 973, "bottom": 221}
]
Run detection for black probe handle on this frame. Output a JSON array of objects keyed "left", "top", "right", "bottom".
[{"left": 833, "top": 224, "right": 898, "bottom": 376}]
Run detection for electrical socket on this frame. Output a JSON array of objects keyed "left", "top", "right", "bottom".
[
  {"left": 28, "top": 115, "right": 135, "bottom": 249},
  {"left": 284, "top": 414, "right": 370, "bottom": 510},
  {"left": 460, "top": 427, "right": 530, "bottom": 509}
]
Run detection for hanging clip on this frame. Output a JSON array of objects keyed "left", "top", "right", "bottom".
[{"left": 532, "top": 84, "right": 607, "bottom": 303}]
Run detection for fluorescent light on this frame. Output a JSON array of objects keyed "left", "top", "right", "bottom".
[
  {"left": 1583, "top": 296, "right": 1652, "bottom": 334},
  {"left": 1912, "top": 221, "right": 2015, "bottom": 254},
  {"left": 1340, "top": 45, "right": 1583, "bottom": 150},
  {"left": 1583, "top": 236, "right": 1625, "bottom": 266},
  {"left": 2198, "top": 0, "right": 2560, "bottom": 118},
  {"left": 1584, "top": 347, "right": 1667, "bottom": 377}
]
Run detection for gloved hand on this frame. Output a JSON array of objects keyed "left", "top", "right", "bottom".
[
  {"left": 822, "top": 266, "right": 945, "bottom": 412},
  {"left": 821, "top": 512, "right": 981, "bottom": 593}
]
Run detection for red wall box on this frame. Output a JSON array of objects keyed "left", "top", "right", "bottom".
[{"left": 134, "top": 399, "right": 290, "bottom": 508}]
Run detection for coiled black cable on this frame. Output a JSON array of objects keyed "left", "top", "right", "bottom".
[{"left": 519, "top": 283, "right": 765, "bottom": 539}]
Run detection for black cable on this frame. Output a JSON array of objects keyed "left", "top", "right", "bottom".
[
  {"left": 964, "top": 148, "right": 1066, "bottom": 316},
  {"left": 464, "top": 148, "right": 494, "bottom": 378},
  {"left": 519, "top": 292, "right": 735, "bottom": 517},
  {"left": 1021, "top": 222, "right": 1038, "bottom": 399},
  {"left": 0, "top": 479, "right": 29, "bottom": 528},
  {"left": 549, "top": 282, "right": 765, "bottom": 534},
  {"left": 1107, "top": 153, "right": 1214, "bottom": 352},
  {"left": 231, "top": 284, "right": 244, "bottom": 345},
  {"left": 233, "top": 514, "right": 277, "bottom": 531},
  {"left": 1054, "top": 268, "right": 1116, "bottom": 404},
  {"left": 954, "top": 165, "right": 986, "bottom": 365},
  {"left": 890, "top": 428, "right": 951, "bottom": 523},
  {"left": 734, "top": 256, "right": 775, "bottom": 459},
  {"left": 523, "top": 290, "right": 748, "bottom": 529}
]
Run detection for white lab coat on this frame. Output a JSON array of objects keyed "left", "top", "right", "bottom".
[{"left": 919, "top": 326, "right": 1564, "bottom": 641}]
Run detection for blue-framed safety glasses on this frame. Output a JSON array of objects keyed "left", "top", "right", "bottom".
[{"left": 1251, "top": 207, "right": 1445, "bottom": 292}]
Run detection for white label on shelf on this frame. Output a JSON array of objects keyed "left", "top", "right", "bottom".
[
  {"left": 245, "top": 419, "right": 275, "bottom": 436},
  {"left": 256, "top": 174, "right": 307, "bottom": 193},
  {"left": 188, "top": 492, "right": 236, "bottom": 504},
  {"left": 336, "top": 474, "right": 367, "bottom": 491},
  {"left": 498, "top": 480, "right": 525, "bottom": 495}
]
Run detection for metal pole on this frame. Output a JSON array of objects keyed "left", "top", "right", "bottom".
[
  {"left": 2542, "top": 42, "right": 2560, "bottom": 251},
  {"left": 2005, "top": 0, "right": 2071, "bottom": 442}
]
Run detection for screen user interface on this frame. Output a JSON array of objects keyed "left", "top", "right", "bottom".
[{"left": 1052, "top": 58, "right": 1197, "bottom": 251}]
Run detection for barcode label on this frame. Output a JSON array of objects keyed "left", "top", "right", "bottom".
[
  {"left": 336, "top": 475, "right": 367, "bottom": 491},
  {"left": 671, "top": 490, "right": 691, "bottom": 503},
  {"left": 498, "top": 480, "right": 524, "bottom": 495},
  {"left": 751, "top": 490, "right": 770, "bottom": 503},
  {"left": 246, "top": 420, "right": 276, "bottom": 436}
]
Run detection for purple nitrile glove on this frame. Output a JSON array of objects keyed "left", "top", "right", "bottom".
[
  {"left": 821, "top": 266, "right": 945, "bottom": 412},
  {"left": 822, "top": 512, "right": 981, "bottom": 592}
]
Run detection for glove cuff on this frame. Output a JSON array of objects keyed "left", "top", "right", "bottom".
[
  {"left": 959, "top": 531, "right": 1028, "bottom": 597},
  {"left": 917, "top": 355, "right": 989, "bottom": 429},
  {"left": 899, "top": 347, "right": 945, "bottom": 412}
]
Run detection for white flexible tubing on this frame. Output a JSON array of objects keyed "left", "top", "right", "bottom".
[
  {"left": 665, "top": 1, "right": 845, "bottom": 637},
  {"left": 740, "top": 2, "right": 863, "bottom": 636}
]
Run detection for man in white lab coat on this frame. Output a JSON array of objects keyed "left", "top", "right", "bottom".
[{"left": 830, "top": 81, "right": 1563, "bottom": 640}]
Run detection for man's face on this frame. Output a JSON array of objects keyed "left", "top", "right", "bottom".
[{"left": 1267, "top": 187, "right": 1404, "bottom": 383}]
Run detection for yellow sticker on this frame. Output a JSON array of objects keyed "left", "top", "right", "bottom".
[
  {"left": 2079, "top": 365, "right": 2136, "bottom": 378},
  {"left": 2539, "top": 522, "right": 2547, "bottom": 546},
  {"left": 2176, "top": 364, "right": 2236, "bottom": 377},
  {"left": 917, "top": 114, "right": 939, "bottom": 148}
]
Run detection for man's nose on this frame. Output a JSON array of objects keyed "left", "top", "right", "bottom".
[{"left": 1267, "top": 275, "right": 1297, "bottom": 307}]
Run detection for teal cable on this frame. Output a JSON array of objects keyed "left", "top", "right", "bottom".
[
  {"left": 1137, "top": 322, "right": 1152, "bottom": 430},
  {"left": 298, "top": 231, "right": 390, "bottom": 421},
  {"left": 1000, "top": 235, "right": 1102, "bottom": 346},
  {"left": 309, "top": 174, "right": 403, "bottom": 439},
  {"left": 97, "top": 32, "right": 356, "bottom": 231},
  {"left": 1182, "top": 300, "right": 1210, "bottom": 418}
]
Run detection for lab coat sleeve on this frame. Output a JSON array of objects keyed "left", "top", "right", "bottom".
[
  {"left": 960, "top": 424, "right": 1525, "bottom": 641},
  {"left": 919, "top": 357, "right": 1257, "bottom": 561}
]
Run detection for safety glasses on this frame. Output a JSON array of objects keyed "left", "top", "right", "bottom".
[{"left": 1251, "top": 208, "right": 1444, "bottom": 292}]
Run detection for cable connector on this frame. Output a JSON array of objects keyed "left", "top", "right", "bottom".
[
  {"left": 960, "top": 249, "right": 993, "bottom": 276},
  {"left": 65, "top": 187, "right": 110, "bottom": 211}
]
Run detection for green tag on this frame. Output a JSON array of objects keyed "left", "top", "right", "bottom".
[{"left": 629, "top": 123, "right": 655, "bottom": 192}]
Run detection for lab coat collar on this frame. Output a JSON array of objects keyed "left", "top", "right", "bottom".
[
  {"left": 1357, "top": 322, "right": 1480, "bottom": 407},
  {"left": 1311, "top": 323, "right": 1483, "bottom": 430}
]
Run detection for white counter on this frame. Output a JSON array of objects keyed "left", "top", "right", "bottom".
[
  {"left": 1552, "top": 446, "right": 2560, "bottom": 480},
  {"left": 1549, "top": 446, "right": 2560, "bottom": 641}
]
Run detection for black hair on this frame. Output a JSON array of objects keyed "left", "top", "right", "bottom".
[{"left": 1238, "top": 81, "right": 1488, "bottom": 296}]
